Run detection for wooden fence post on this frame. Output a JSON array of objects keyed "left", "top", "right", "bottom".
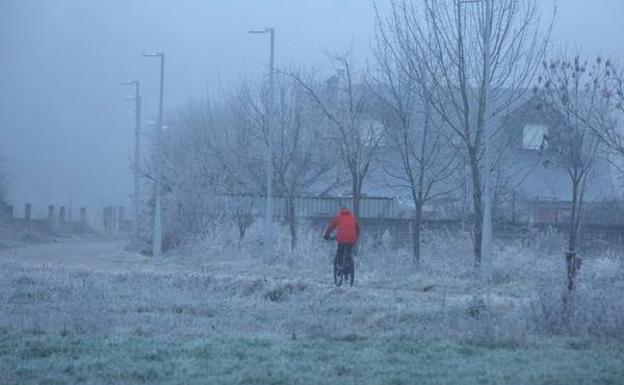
[
  {"left": 118, "top": 206, "right": 125, "bottom": 231},
  {"left": 59, "top": 206, "right": 66, "bottom": 223},
  {"left": 25, "top": 203, "right": 32, "bottom": 221},
  {"left": 80, "top": 207, "right": 87, "bottom": 228}
]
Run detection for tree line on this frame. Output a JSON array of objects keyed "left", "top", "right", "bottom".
[{"left": 143, "top": 0, "right": 624, "bottom": 303}]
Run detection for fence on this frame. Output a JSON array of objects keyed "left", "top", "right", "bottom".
[
  {"left": 1, "top": 203, "right": 133, "bottom": 236},
  {"left": 216, "top": 195, "right": 403, "bottom": 219},
  {"left": 210, "top": 195, "right": 624, "bottom": 248},
  {"left": 0, "top": 205, "right": 91, "bottom": 241},
  {"left": 328, "top": 217, "right": 624, "bottom": 250}
]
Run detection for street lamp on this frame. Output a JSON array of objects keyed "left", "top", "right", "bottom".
[
  {"left": 143, "top": 52, "right": 165, "bottom": 257},
  {"left": 120, "top": 80, "right": 142, "bottom": 246},
  {"left": 249, "top": 27, "right": 275, "bottom": 260},
  {"left": 459, "top": 0, "right": 493, "bottom": 277}
]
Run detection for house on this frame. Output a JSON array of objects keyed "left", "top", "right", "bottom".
[
  {"left": 220, "top": 83, "right": 624, "bottom": 243},
  {"left": 499, "top": 95, "right": 624, "bottom": 225},
  {"left": 351, "top": 93, "right": 624, "bottom": 228}
]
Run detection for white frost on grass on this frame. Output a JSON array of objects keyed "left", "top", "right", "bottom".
[{"left": 0, "top": 227, "right": 623, "bottom": 384}]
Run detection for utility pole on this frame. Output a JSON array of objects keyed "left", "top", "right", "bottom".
[
  {"left": 143, "top": 52, "right": 165, "bottom": 257},
  {"left": 120, "top": 80, "right": 142, "bottom": 245},
  {"left": 249, "top": 27, "right": 275, "bottom": 260},
  {"left": 481, "top": 0, "right": 493, "bottom": 280}
]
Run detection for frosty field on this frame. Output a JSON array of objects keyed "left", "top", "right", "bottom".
[{"left": 1, "top": 235, "right": 623, "bottom": 384}]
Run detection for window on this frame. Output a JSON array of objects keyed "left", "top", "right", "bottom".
[{"left": 522, "top": 124, "right": 548, "bottom": 150}]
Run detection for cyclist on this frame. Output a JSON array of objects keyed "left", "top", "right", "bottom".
[{"left": 323, "top": 207, "right": 360, "bottom": 269}]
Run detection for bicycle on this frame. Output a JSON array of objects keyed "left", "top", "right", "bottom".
[{"left": 327, "top": 237, "right": 354, "bottom": 287}]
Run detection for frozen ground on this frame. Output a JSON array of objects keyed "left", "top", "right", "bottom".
[{"left": 0, "top": 234, "right": 623, "bottom": 384}]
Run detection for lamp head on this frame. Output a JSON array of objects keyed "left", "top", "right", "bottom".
[{"left": 248, "top": 28, "right": 272, "bottom": 34}]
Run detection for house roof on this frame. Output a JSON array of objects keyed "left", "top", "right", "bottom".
[
  {"left": 364, "top": 94, "right": 623, "bottom": 204},
  {"left": 305, "top": 83, "right": 622, "bottom": 205}
]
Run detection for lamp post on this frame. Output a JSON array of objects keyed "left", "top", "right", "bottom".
[
  {"left": 460, "top": 0, "right": 493, "bottom": 276},
  {"left": 481, "top": 0, "right": 493, "bottom": 280},
  {"left": 120, "top": 80, "right": 142, "bottom": 245},
  {"left": 249, "top": 27, "right": 275, "bottom": 260},
  {"left": 143, "top": 52, "right": 165, "bottom": 257}
]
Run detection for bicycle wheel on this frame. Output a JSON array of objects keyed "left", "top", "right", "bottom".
[{"left": 334, "top": 257, "right": 343, "bottom": 287}]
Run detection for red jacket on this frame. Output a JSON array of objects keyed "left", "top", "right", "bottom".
[{"left": 324, "top": 209, "right": 359, "bottom": 244}]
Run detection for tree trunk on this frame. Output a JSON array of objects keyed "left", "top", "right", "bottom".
[
  {"left": 351, "top": 174, "right": 363, "bottom": 256},
  {"left": 469, "top": 151, "right": 483, "bottom": 270},
  {"left": 286, "top": 195, "right": 297, "bottom": 251},
  {"left": 236, "top": 210, "right": 246, "bottom": 249},
  {"left": 236, "top": 205, "right": 252, "bottom": 249},
  {"left": 412, "top": 202, "right": 423, "bottom": 269},
  {"left": 238, "top": 225, "right": 246, "bottom": 248},
  {"left": 511, "top": 191, "right": 517, "bottom": 224},
  {"left": 566, "top": 179, "right": 582, "bottom": 299},
  {"left": 412, "top": 102, "right": 429, "bottom": 270},
  {"left": 352, "top": 175, "right": 362, "bottom": 220}
]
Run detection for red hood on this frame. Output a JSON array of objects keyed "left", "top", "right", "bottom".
[{"left": 324, "top": 208, "right": 359, "bottom": 244}]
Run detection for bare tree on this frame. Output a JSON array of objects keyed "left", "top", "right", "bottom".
[
  {"left": 371, "top": 13, "right": 457, "bottom": 267},
  {"left": 379, "top": 0, "right": 551, "bottom": 269},
  {"left": 613, "top": 65, "right": 624, "bottom": 173},
  {"left": 230, "top": 74, "right": 336, "bottom": 249},
  {"left": 536, "top": 56, "right": 607, "bottom": 300},
  {"left": 151, "top": 70, "right": 339, "bottom": 250},
  {"left": 287, "top": 53, "right": 384, "bottom": 220},
  {"left": 159, "top": 98, "right": 232, "bottom": 242},
  {"left": 584, "top": 60, "right": 624, "bottom": 174}
]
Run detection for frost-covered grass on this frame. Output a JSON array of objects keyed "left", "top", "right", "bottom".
[
  {"left": 3, "top": 329, "right": 623, "bottom": 385},
  {"left": 0, "top": 225, "right": 623, "bottom": 384}
]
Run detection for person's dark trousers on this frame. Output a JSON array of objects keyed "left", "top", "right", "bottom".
[{"left": 336, "top": 243, "right": 354, "bottom": 268}]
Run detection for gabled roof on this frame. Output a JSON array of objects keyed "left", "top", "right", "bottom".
[{"left": 364, "top": 93, "right": 622, "bottom": 204}]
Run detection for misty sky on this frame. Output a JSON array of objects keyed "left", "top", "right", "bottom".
[{"left": 1, "top": 0, "right": 623, "bottom": 215}]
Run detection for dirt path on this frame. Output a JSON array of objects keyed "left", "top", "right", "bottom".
[
  {"left": 0, "top": 238, "right": 459, "bottom": 297},
  {"left": 0, "top": 238, "right": 159, "bottom": 273}
]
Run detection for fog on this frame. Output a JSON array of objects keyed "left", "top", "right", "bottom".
[
  {"left": 0, "top": 0, "right": 377, "bottom": 211},
  {"left": 1, "top": 0, "right": 622, "bottom": 211},
  {"left": 2, "top": 2, "right": 624, "bottom": 383}
]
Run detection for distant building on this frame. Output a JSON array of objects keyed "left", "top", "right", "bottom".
[
  {"left": 499, "top": 96, "right": 623, "bottom": 225},
  {"left": 222, "top": 85, "right": 624, "bottom": 234},
  {"left": 352, "top": 94, "right": 624, "bottom": 227}
]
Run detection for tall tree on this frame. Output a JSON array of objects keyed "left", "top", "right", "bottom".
[
  {"left": 231, "top": 74, "right": 336, "bottom": 249},
  {"left": 378, "top": 0, "right": 551, "bottom": 269},
  {"left": 536, "top": 56, "right": 608, "bottom": 300},
  {"left": 287, "top": 53, "right": 384, "bottom": 220},
  {"left": 158, "top": 74, "right": 337, "bottom": 248},
  {"left": 159, "top": 98, "right": 234, "bottom": 241},
  {"left": 584, "top": 60, "right": 624, "bottom": 174},
  {"left": 371, "top": 14, "right": 457, "bottom": 267}
]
